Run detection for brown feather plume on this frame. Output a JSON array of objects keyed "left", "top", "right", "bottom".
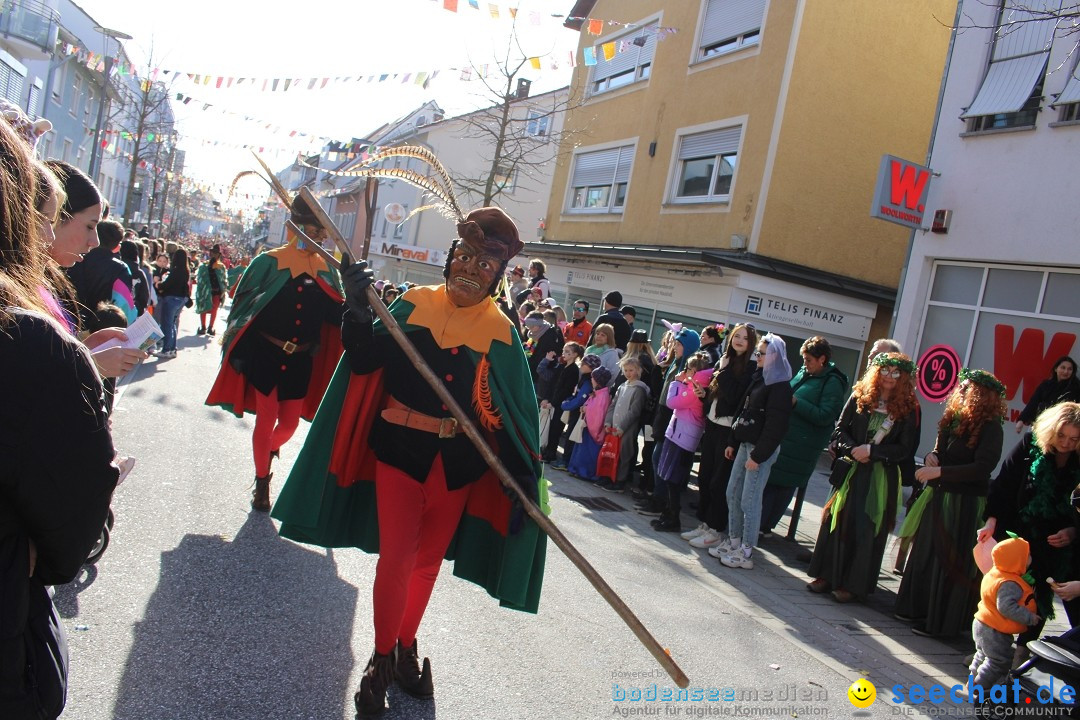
[{"left": 250, "top": 151, "right": 292, "bottom": 207}]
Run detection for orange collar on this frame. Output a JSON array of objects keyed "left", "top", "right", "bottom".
[
  {"left": 404, "top": 285, "right": 513, "bottom": 353},
  {"left": 266, "top": 238, "right": 328, "bottom": 279}
]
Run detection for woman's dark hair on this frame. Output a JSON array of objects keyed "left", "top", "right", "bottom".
[
  {"left": 170, "top": 247, "right": 188, "bottom": 272},
  {"left": 801, "top": 335, "right": 832, "bottom": 362},
  {"left": 120, "top": 239, "right": 140, "bottom": 264},
  {"left": 44, "top": 159, "right": 101, "bottom": 221},
  {"left": 97, "top": 219, "right": 124, "bottom": 251},
  {"left": 702, "top": 326, "right": 722, "bottom": 344},
  {"left": 1049, "top": 356, "right": 1078, "bottom": 382},
  {"left": 529, "top": 258, "right": 546, "bottom": 276},
  {"left": 0, "top": 119, "right": 50, "bottom": 323}
]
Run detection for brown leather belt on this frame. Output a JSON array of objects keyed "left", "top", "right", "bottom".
[
  {"left": 381, "top": 396, "right": 458, "bottom": 438},
  {"left": 260, "top": 332, "right": 312, "bottom": 355}
]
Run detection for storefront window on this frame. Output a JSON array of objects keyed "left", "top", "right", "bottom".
[
  {"left": 1042, "top": 272, "right": 1080, "bottom": 318},
  {"left": 929, "top": 264, "right": 982, "bottom": 305},
  {"left": 916, "top": 262, "right": 1080, "bottom": 459},
  {"left": 982, "top": 268, "right": 1042, "bottom": 312}
]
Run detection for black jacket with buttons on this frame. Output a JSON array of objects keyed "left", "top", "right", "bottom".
[{"left": 342, "top": 310, "right": 532, "bottom": 490}]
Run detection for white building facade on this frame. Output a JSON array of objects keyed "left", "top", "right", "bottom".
[{"left": 891, "top": 0, "right": 1080, "bottom": 454}]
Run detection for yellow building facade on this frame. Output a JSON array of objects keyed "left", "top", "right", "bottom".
[{"left": 531, "top": 0, "right": 953, "bottom": 376}]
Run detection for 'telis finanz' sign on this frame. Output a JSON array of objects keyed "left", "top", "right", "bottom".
[{"left": 870, "top": 154, "right": 933, "bottom": 230}]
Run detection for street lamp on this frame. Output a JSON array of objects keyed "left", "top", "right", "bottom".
[{"left": 87, "top": 25, "right": 132, "bottom": 181}]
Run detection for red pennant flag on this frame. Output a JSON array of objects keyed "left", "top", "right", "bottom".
[
  {"left": 587, "top": 18, "right": 603, "bottom": 35},
  {"left": 215, "top": 76, "right": 223, "bottom": 88},
  {"left": 444, "top": 0, "right": 457, "bottom": 10}
]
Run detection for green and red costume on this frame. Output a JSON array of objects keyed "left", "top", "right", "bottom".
[
  {"left": 205, "top": 247, "right": 344, "bottom": 423},
  {"left": 272, "top": 285, "right": 549, "bottom": 636}
]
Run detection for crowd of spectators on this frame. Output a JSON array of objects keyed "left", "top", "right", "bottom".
[{"left": 512, "top": 258, "right": 1080, "bottom": 685}]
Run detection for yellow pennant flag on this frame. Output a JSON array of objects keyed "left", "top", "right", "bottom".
[
  {"left": 530, "top": 57, "right": 541, "bottom": 70},
  {"left": 602, "top": 42, "right": 616, "bottom": 61}
]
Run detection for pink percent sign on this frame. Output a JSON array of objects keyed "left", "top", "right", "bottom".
[{"left": 917, "top": 344, "right": 961, "bottom": 403}]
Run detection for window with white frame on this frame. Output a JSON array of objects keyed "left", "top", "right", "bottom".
[
  {"left": 0, "top": 58, "right": 25, "bottom": 105},
  {"left": 50, "top": 63, "right": 64, "bottom": 103},
  {"left": 962, "top": 0, "right": 1058, "bottom": 132},
  {"left": 70, "top": 74, "right": 81, "bottom": 116},
  {"left": 566, "top": 144, "right": 634, "bottom": 214},
  {"left": 40, "top": 130, "right": 53, "bottom": 159},
  {"left": 590, "top": 22, "right": 658, "bottom": 96},
  {"left": 670, "top": 126, "right": 741, "bottom": 203},
  {"left": 61, "top": 139, "right": 71, "bottom": 163},
  {"left": 526, "top": 110, "right": 550, "bottom": 137},
  {"left": 697, "top": 0, "right": 765, "bottom": 61},
  {"left": 493, "top": 163, "right": 516, "bottom": 193}
]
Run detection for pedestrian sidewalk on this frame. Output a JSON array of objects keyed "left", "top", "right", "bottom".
[{"left": 543, "top": 456, "right": 1070, "bottom": 697}]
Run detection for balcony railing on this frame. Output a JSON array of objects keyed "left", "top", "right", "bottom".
[{"left": 0, "top": 0, "right": 60, "bottom": 55}]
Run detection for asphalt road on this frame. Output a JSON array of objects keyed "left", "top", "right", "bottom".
[{"left": 54, "top": 302, "right": 1031, "bottom": 720}]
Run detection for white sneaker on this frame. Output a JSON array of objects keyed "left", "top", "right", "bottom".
[
  {"left": 720, "top": 545, "right": 754, "bottom": 569},
  {"left": 690, "top": 529, "right": 726, "bottom": 549},
  {"left": 708, "top": 535, "right": 740, "bottom": 559},
  {"left": 680, "top": 523, "right": 708, "bottom": 541}
]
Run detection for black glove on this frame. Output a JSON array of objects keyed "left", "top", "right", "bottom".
[{"left": 340, "top": 256, "right": 375, "bottom": 321}]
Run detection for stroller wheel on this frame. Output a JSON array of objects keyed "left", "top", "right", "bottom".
[
  {"left": 106, "top": 508, "right": 115, "bottom": 530},
  {"left": 85, "top": 525, "right": 110, "bottom": 565}
]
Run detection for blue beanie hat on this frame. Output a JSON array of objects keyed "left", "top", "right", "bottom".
[
  {"left": 591, "top": 367, "right": 613, "bottom": 386},
  {"left": 674, "top": 328, "right": 701, "bottom": 357}
]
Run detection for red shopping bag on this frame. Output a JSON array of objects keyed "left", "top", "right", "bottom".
[{"left": 595, "top": 432, "right": 621, "bottom": 483}]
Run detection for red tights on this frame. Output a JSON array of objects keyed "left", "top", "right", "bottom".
[
  {"left": 252, "top": 388, "right": 303, "bottom": 476},
  {"left": 200, "top": 293, "right": 222, "bottom": 330},
  {"left": 373, "top": 456, "right": 470, "bottom": 654}
]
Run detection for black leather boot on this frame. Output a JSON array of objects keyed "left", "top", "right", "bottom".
[
  {"left": 394, "top": 639, "right": 434, "bottom": 698},
  {"left": 251, "top": 473, "right": 272, "bottom": 512},
  {"left": 355, "top": 649, "right": 394, "bottom": 716}
]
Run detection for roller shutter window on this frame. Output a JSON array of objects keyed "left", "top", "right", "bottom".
[
  {"left": 699, "top": 0, "right": 766, "bottom": 60},
  {"left": 961, "top": 0, "right": 1061, "bottom": 128},
  {"left": 568, "top": 145, "right": 634, "bottom": 213},
  {"left": 0, "top": 59, "right": 26, "bottom": 105},
  {"left": 674, "top": 126, "right": 741, "bottom": 202},
  {"left": 590, "top": 22, "right": 658, "bottom": 95}
]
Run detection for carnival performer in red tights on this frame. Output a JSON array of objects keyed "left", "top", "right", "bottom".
[{"left": 205, "top": 195, "right": 343, "bottom": 510}]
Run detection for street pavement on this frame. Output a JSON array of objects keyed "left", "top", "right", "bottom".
[{"left": 55, "top": 302, "right": 1068, "bottom": 720}]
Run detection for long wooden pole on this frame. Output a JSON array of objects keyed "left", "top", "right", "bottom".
[{"left": 288, "top": 208, "right": 690, "bottom": 688}]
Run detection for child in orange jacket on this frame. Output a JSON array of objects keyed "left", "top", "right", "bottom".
[{"left": 970, "top": 537, "right": 1040, "bottom": 689}]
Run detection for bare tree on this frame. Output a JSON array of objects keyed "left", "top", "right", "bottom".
[
  {"left": 451, "top": 28, "right": 587, "bottom": 207},
  {"left": 110, "top": 50, "right": 177, "bottom": 224}
]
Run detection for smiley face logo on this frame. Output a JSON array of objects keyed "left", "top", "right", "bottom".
[{"left": 847, "top": 678, "right": 876, "bottom": 708}]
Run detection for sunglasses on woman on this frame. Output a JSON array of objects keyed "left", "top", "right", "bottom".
[{"left": 878, "top": 368, "right": 901, "bottom": 379}]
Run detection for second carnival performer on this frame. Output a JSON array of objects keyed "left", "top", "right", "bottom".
[
  {"left": 271, "top": 153, "right": 547, "bottom": 715},
  {"left": 205, "top": 194, "right": 344, "bottom": 510}
]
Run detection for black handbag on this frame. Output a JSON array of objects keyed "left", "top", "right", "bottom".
[{"left": 828, "top": 455, "right": 854, "bottom": 488}]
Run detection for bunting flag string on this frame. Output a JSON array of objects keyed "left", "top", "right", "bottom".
[
  {"left": 159, "top": 68, "right": 441, "bottom": 93},
  {"left": 568, "top": 17, "right": 681, "bottom": 38},
  {"left": 430, "top": 0, "right": 543, "bottom": 25}
]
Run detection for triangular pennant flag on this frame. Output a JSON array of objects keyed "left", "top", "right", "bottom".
[
  {"left": 509, "top": 7, "right": 516, "bottom": 17},
  {"left": 215, "top": 76, "right": 223, "bottom": 88},
  {"left": 320, "top": 78, "right": 329, "bottom": 88},
  {"left": 272, "top": 79, "right": 280, "bottom": 91},
  {"left": 415, "top": 71, "right": 428, "bottom": 85},
  {"left": 308, "top": 78, "right": 317, "bottom": 90},
  {"left": 284, "top": 79, "right": 292, "bottom": 91},
  {"left": 202, "top": 75, "right": 210, "bottom": 85}
]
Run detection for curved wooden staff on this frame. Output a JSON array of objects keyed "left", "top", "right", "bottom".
[{"left": 290, "top": 191, "right": 689, "bottom": 688}]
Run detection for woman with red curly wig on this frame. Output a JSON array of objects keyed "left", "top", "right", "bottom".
[
  {"left": 807, "top": 352, "right": 919, "bottom": 603},
  {"left": 894, "top": 370, "right": 1006, "bottom": 637}
]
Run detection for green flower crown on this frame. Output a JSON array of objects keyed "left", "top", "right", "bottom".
[
  {"left": 959, "top": 368, "right": 1006, "bottom": 396},
  {"left": 871, "top": 353, "right": 917, "bottom": 374}
]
